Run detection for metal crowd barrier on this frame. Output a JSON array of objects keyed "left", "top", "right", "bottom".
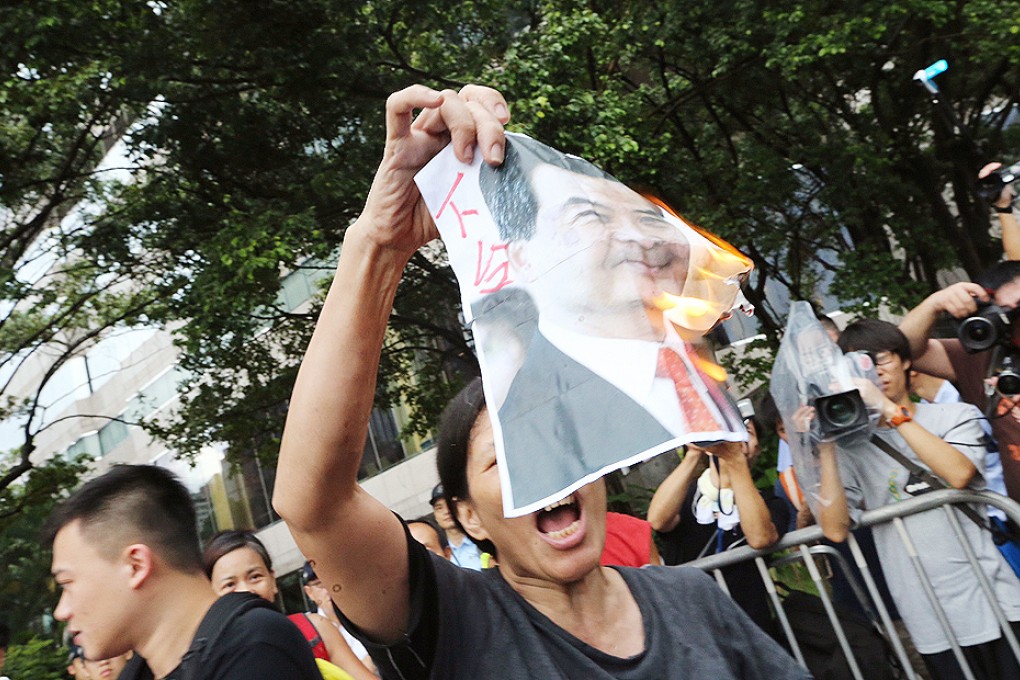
[{"left": 687, "top": 489, "right": 1020, "bottom": 680}]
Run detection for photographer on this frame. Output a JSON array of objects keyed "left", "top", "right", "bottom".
[
  {"left": 822, "top": 319, "right": 1020, "bottom": 680},
  {"left": 979, "top": 162, "right": 1019, "bottom": 260},
  {"left": 647, "top": 417, "right": 787, "bottom": 636},
  {"left": 898, "top": 261, "right": 1020, "bottom": 501}
]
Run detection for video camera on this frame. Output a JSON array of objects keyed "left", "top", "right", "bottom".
[
  {"left": 807, "top": 384, "right": 870, "bottom": 442},
  {"left": 771, "top": 303, "right": 879, "bottom": 446}
]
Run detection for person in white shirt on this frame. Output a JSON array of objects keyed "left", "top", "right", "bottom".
[{"left": 430, "top": 484, "right": 483, "bottom": 570}]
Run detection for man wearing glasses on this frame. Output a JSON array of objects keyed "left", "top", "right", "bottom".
[{"left": 823, "top": 318, "right": 1020, "bottom": 680}]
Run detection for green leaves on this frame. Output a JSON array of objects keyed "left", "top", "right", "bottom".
[
  {"left": 2, "top": 4, "right": 1019, "bottom": 616},
  {"left": 2, "top": 637, "right": 68, "bottom": 680}
]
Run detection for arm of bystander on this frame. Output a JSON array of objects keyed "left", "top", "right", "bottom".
[{"left": 647, "top": 447, "right": 706, "bottom": 533}]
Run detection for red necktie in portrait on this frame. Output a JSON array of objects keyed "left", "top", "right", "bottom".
[{"left": 656, "top": 346, "right": 724, "bottom": 433}]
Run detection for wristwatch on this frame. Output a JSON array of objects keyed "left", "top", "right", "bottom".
[{"left": 889, "top": 407, "right": 912, "bottom": 427}]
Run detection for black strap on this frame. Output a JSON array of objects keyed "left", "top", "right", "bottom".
[
  {"left": 119, "top": 652, "right": 153, "bottom": 680},
  {"left": 299, "top": 613, "right": 323, "bottom": 651},
  {"left": 178, "top": 592, "right": 274, "bottom": 680},
  {"left": 868, "top": 433, "right": 991, "bottom": 531}
]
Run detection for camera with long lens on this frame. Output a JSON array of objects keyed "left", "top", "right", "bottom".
[
  {"left": 807, "top": 384, "right": 870, "bottom": 441},
  {"left": 977, "top": 161, "right": 1020, "bottom": 205},
  {"left": 958, "top": 301, "right": 1017, "bottom": 353},
  {"left": 997, "top": 355, "right": 1020, "bottom": 397}
]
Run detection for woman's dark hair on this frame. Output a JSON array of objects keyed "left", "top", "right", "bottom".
[
  {"left": 202, "top": 530, "right": 273, "bottom": 579},
  {"left": 435, "top": 377, "right": 496, "bottom": 555}
]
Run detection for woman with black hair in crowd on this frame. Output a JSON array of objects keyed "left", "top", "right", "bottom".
[
  {"left": 203, "top": 530, "right": 376, "bottom": 680},
  {"left": 273, "top": 84, "right": 809, "bottom": 679}
]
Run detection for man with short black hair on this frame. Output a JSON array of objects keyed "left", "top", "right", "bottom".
[
  {"left": 899, "top": 261, "right": 1020, "bottom": 500},
  {"left": 44, "top": 464, "right": 319, "bottom": 680}
]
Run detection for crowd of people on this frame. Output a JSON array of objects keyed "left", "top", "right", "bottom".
[{"left": 15, "top": 84, "right": 1020, "bottom": 679}]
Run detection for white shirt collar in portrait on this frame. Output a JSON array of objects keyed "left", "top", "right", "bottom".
[{"left": 539, "top": 319, "right": 729, "bottom": 439}]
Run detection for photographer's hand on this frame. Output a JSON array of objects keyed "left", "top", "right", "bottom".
[
  {"left": 981, "top": 162, "right": 1020, "bottom": 260},
  {"left": 705, "top": 442, "right": 779, "bottom": 550},
  {"left": 791, "top": 405, "right": 816, "bottom": 433},
  {"left": 924, "top": 281, "right": 990, "bottom": 319},
  {"left": 851, "top": 378, "right": 898, "bottom": 425},
  {"left": 899, "top": 281, "right": 990, "bottom": 383},
  {"left": 980, "top": 162, "right": 1017, "bottom": 210},
  {"left": 647, "top": 446, "right": 707, "bottom": 533}
]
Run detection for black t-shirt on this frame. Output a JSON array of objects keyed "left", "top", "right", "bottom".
[
  {"left": 338, "top": 522, "right": 809, "bottom": 680},
  {"left": 120, "top": 594, "right": 321, "bottom": 680},
  {"left": 657, "top": 484, "right": 790, "bottom": 635}
]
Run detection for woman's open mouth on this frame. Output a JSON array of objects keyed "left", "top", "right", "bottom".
[{"left": 535, "top": 494, "right": 586, "bottom": 548}]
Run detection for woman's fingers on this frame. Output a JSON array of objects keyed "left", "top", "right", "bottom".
[
  {"left": 460, "top": 84, "right": 511, "bottom": 123},
  {"left": 385, "top": 85, "right": 443, "bottom": 143},
  {"left": 411, "top": 89, "right": 477, "bottom": 163},
  {"left": 465, "top": 101, "right": 505, "bottom": 165},
  {"left": 410, "top": 86, "right": 509, "bottom": 165},
  {"left": 462, "top": 85, "right": 509, "bottom": 165}
]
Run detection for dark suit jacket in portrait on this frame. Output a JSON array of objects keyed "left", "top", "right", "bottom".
[{"left": 497, "top": 333, "right": 675, "bottom": 510}]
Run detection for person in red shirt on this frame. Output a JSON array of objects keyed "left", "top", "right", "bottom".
[{"left": 600, "top": 512, "right": 661, "bottom": 567}]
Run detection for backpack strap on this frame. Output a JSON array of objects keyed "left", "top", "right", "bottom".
[
  {"left": 287, "top": 613, "right": 327, "bottom": 660},
  {"left": 179, "top": 592, "right": 274, "bottom": 680},
  {"left": 869, "top": 433, "right": 990, "bottom": 531}
]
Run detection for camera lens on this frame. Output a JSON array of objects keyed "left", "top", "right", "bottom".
[
  {"left": 965, "top": 321, "right": 991, "bottom": 342},
  {"left": 809, "top": 389, "right": 869, "bottom": 441},
  {"left": 959, "top": 316, "right": 1001, "bottom": 352},
  {"left": 821, "top": 394, "right": 862, "bottom": 428}
]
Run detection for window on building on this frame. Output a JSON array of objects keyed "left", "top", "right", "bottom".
[
  {"left": 358, "top": 407, "right": 407, "bottom": 479},
  {"left": 65, "top": 432, "right": 101, "bottom": 460},
  {"left": 150, "top": 445, "right": 276, "bottom": 543},
  {"left": 98, "top": 419, "right": 129, "bottom": 454}
]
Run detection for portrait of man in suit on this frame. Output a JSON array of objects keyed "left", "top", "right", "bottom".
[{"left": 473, "top": 135, "right": 747, "bottom": 514}]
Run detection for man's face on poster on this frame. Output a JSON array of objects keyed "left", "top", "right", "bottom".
[{"left": 510, "top": 164, "right": 690, "bottom": 333}]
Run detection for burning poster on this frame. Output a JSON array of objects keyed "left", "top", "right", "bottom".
[{"left": 416, "top": 133, "right": 754, "bottom": 517}]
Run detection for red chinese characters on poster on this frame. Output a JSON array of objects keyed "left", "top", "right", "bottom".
[{"left": 433, "top": 171, "right": 512, "bottom": 295}]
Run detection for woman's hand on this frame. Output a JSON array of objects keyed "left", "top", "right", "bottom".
[{"left": 353, "top": 84, "right": 510, "bottom": 260}]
